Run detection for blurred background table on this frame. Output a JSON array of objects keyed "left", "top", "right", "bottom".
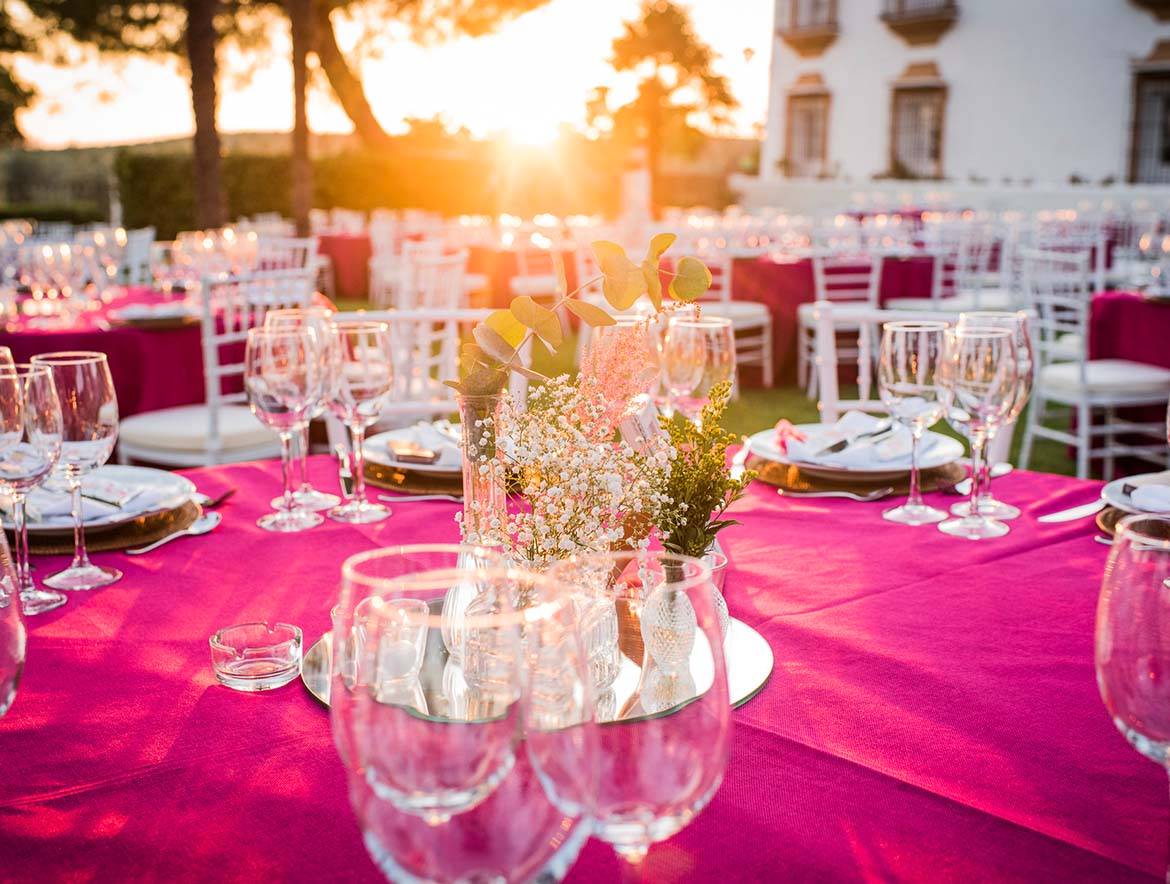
[{"left": 0, "top": 456, "right": 1160, "bottom": 882}]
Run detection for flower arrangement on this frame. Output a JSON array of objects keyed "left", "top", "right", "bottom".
[{"left": 654, "top": 381, "right": 754, "bottom": 558}]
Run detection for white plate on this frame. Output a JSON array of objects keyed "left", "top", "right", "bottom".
[
  {"left": 5, "top": 465, "right": 197, "bottom": 535},
  {"left": 1101, "top": 471, "right": 1170, "bottom": 515},
  {"left": 747, "top": 424, "right": 964, "bottom": 482},
  {"left": 364, "top": 426, "right": 462, "bottom": 475}
]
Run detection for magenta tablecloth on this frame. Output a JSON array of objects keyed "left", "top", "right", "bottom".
[
  {"left": 0, "top": 287, "right": 206, "bottom": 417},
  {"left": 318, "top": 233, "right": 373, "bottom": 301},
  {"left": 0, "top": 456, "right": 1162, "bottom": 881},
  {"left": 1090, "top": 290, "right": 1170, "bottom": 367},
  {"left": 730, "top": 255, "right": 936, "bottom": 384}
]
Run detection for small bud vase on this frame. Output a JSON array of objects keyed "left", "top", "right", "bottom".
[{"left": 457, "top": 393, "right": 507, "bottom": 547}]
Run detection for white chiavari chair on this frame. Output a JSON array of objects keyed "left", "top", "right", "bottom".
[
  {"left": 117, "top": 269, "right": 317, "bottom": 467},
  {"left": 1018, "top": 249, "right": 1170, "bottom": 479}
]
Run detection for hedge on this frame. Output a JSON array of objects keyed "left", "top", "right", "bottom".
[
  {"left": 115, "top": 147, "right": 727, "bottom": 239},
  {"left": 0, "top": 202, "right": 105, "bottom": 225}
]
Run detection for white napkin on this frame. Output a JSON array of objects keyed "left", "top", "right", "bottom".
[
  {"left": 24, "top": 478, "right": 175, "bottom": 524},
  {"left": 111, "top": 302, "right": 197, "bottom": 321},
  {"left": 1131, "top": 484, "right": 1170, "bottom": 513},
  {"left": 785, "top": 411, "right": 937, "bottom": 469},
  {"left": 387, "top": 423, "right": 461, "bottom": 469}
]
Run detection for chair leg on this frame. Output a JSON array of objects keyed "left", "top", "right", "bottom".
[
  {"left": 1103, "top": 407, "right": 1116, "bottom": 483},
  {"left": 797, "top": 324, "right": 809, "bottom": 388},
  {"left": 762, "top": 322, "right": 774, "bottom": 388},
  {"left": 1076, "top": 400, "right": 1091, "bottom": 480}
]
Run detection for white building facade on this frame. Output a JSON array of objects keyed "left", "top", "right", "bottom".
[{"left": 757, "top": 0, "right": 1170, "bottom": 189}]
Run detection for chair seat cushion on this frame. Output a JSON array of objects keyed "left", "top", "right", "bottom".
[
  {"left": 796, "top": 301, "right": 871, "bottom": 323},
  {"left": 1051, "top": 332, "right": 1084, "bottom": 361},
  {"left": 701, "top": 301, "right": 770, "bottom": 329},
  {"left": 509, "top": 275, "right": 558, "bottom": 297},
  {"left": 1039, "top": 359, "right": 1170, "bottom": 395},
  {"left": 463, "top": 272, "right": 489, "bottom": 292},
  {"left": 120, "top": 404, "right": 275, "bottom": 453}
]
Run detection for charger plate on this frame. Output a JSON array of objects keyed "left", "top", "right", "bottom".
[
  {"left": 748, "top": 455, "right": 965, "bottom": 495},
  {"left": 21, "top": 500, "right": 201, "bottom": 555},
  {"left": 301, "top": 610, "right": 772, "bottom": 718},
  {"left": 364, "top": 462, "right": 463, "bottom": 497}
]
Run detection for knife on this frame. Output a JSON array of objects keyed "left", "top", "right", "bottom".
[
  {"left": 1037, "top": 499, "right": 1107, "bottom": 523},
  {"left": 334, "top": 442, "right": 355, "bottom": 499}
]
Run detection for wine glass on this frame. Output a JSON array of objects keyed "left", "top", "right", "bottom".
[
  {"left": 0, "top": 528, "right": 24, "bottom": 715},
  {"left": 0, "top": 364, "right": 64, "bottom": 615},
  {"left": 324, "top": 320, "right": 394, "bottom": 524},
  {"left": 937, "top": 328, "right": 1018, "bottom": 540},
  {"left": 1095, "top": 514, "right": 1170, "bottom": 875},
  {"left": 30, "top": 351, "right": 120, "bottom": 591},
  {"left": 950, "top": 311, "right": 1033, "bottom": 521},
  {"left": 332, "top": 553, "right": 596, "bottom": 883},
  {"left": 878, "top": 321, "right": 950, "bottom": 525},
  {"left": 244, "top": 327, "right": 323, "bottom": 532},
  {"left": 263, "top": 307, "right": 340, "bottom": 513},
  {"left": 661, "top": 316, "right": 736, "bottom": 424},
  {"left": 551, "top": 549, "right": 730, "bottom": 875}
]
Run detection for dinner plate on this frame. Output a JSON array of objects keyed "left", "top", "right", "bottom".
[
  {"left": 364, "top": 425, "right": 462, "bottom": 475},
  {"left": 5, "top": 465, "right": 197, "bottom": 536},
  {"left": 1100, "top": 471, "right": 1170, "bottom": 515},
  {"left": 747, "top": 424, "right": 964, "bottom": 482}
]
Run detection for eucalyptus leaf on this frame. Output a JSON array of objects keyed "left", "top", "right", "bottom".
[
  {"left": 565, "top": 298, "right": 617, "bottom": 327},
  {"left": 510, "top": 295, "right": 562, "bottom": 347},
  {"left": 669, "top": 256, "right": 713, "bottom": 302}
]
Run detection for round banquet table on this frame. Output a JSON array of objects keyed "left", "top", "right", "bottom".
[
  {"left": 0, "top": 455, "right": 1162, "bottom": 882},
  {"left": 1090, "top": 290, "right": 1170, "bottom": 368},
  {"left": 0, "top": 287, "right": 206, "bottom": 417}
]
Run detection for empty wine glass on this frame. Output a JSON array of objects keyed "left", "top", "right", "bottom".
[
  {"left": 878, "top": 321, "right": 949, "bottom": 526},
  {"left": 263, "top": 307, "right": 340, "bottom": 513},
  {"left": 30, "top": 351, "right": 120, "bottom": 591},
  {"left": 324, "top": 320, "right": 394, "bottom": 524},
  {"left": 332, "top": 553, "right": 596, "bottom": 883},
  {"left": 0, "top": 529, "right": 23, "bottom": 715},
  {"left": 937, "top": 328, "right": 1018, "bottom": 540},
  {"left": 244, "top": 327, "right": 322, "bottom": 532},
  {"left": 661, "top": 316, "right": 736, "bottom": 425},
  {"left": 0, "top": 364, "right": 64, "bottom": 615},
  {"left": 951, "top": 311, "right": 1033, "bottom": 521},
  {"left": 552, "top": 549, "right": 729, "bottom": 875},
  {"left": 1095, "top": 514, "right": 1170, "bottom": 876}
]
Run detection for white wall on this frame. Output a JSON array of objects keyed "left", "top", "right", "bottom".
[{"left": 760, "top": 0, "right": 1170, "bottom": 185}]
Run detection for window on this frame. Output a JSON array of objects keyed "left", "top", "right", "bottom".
[
  {"left": 786, "top": 94, "right": 829, "bottom": 177},
  {"left": 791, "top": 0, "right": 836, "bottom": 30},
  {"left": 1131, "top": 73, "right": 1170, "bottom": 183},
  {"left": 891, "top": 87, "right": 945, "bottom": 178}
]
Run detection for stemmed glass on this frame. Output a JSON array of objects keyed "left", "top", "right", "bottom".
[
  {"left": 661, "top": 316, "right": 736, "bottom": 424},
  {"left": 878, "top": 321, "right": 949, "bottom": 525},
  {"left": 0, "top": 364, "right": 64, "bottom": 615},
  {"left": 244, "top": 327, "right": 323, "bottom": 532},
  {"left": 950, "top": 311, "right": 1033, "bottom": 521},
  {"left": 551, "top": 549, "right": 730, "bottom": 876},
  {"left": 937, "top": 328, "right": 1018, "bottom": 540},
  {"left": 263, "top": 307, "right": 340, "bottom": 513},
  {"left": 30, "top": 352, "right": 121, "bottom": 591},
  {"left": 0, "top": 529, "right": 24, "bottom": 715},
  {"left": 332, "top": 553, "right": 596, "bottom": 883},
  {"left": 1095, "top": 514, "right": 1170, "bottom": 877},
  {"left": 324, "top": 320, "right": 394, "bottom": 524}
]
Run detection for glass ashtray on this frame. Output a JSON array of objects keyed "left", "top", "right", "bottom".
[{"left": 209, "top": 621, "right": 303, "bottom": 692}]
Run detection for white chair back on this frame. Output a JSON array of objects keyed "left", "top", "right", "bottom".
[
  {"left": 121, "top": 227, "right": 155, "bottom": 284},
  {"left": 812, "top": 253, "right": 882, "bottom": 305},
  {"left": 254, "top": 236, "right": 317, "bottom": 271},
  {"left": 200, "top": 269, "right": 317, "bottom": 448},
  {"left": 1020, "top": 248, "right": 1092, "bottom": 375}
]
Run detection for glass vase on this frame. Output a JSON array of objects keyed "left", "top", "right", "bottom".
[{"left": 457, "top": 393, "right": 507, "bottom": 547}]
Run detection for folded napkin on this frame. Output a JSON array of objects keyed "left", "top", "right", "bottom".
[
  {"left": 111, "top": 302, "right": 197, "bottom": 321},
  {"left": 1131, "top": 484, "right": 1170, "bottom": 513},
  {"left": 23, "top": 478, "right": 176, "bottom": 524},
  {"left": 784, "top": 410, "right": 937, "bottom": 469},
  {"left": 386, "top": 423, "right": 461, "bottom": 470}
]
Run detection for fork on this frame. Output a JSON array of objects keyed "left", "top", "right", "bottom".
[
  {"left": 814, "top": 422, "right": 894, "bottom": 457},
  {"left": 777, "top": 486, "right": 894, "bottom": 502}
]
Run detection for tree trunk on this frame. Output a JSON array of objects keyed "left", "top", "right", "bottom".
[
  {"left": 644, "top": 78, "right": 664, "bottom": 221},
  {"left": 312, "top": 1, "right": 392, "bottom": 150},
  {"left": 185, "top": 0, "right": 226, "bottom": 229},
  {"left": 289, "top": 0, "right": 313, "bottom": 235}
]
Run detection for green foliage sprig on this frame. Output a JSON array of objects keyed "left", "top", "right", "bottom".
[
  {"left": 448, "top": 235, "right": 713, "bottom": 396},
  {"left": 655, "top": 381, "right": 753, "bottom": 558}
]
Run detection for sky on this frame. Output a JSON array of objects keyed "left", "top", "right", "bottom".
[{"left": 11, "top": 0, "right": 775, "bottom": 149}]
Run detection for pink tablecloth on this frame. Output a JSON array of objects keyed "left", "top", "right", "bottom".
[
  {"left": 0, "top": 456, "right": 1161, "bottom": 881},
  {"left": 731, "top": 255, "right": 936, "bottom": 384},
  {"left": 0, "top": 287, "right": 206, "bottom": 417},
  {"left": 318, "top": 233, "right": 373, "bottom": 301}
]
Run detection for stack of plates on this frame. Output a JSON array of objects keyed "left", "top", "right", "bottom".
[
  {"left": 363, "top": 424, "right": 464, "bottom": 494},
  {"left": 108, "top": 302, "right": 200, "bottom": 329},
  {"left": 1101, "top": 471, "right": 1170, "bottom": 515}
]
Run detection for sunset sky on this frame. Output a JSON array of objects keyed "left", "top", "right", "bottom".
[{"left": 11, "top": 0, "right": 774, "bottom": 149}]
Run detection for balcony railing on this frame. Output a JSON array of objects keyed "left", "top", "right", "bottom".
[
  {"left": 880, "top": 0, "right": 958, "bottom": 45},
  {"left": 778, "top": 1, "right": 838, "bottom": 57},
  {"left": 1130, "top": 0, "right": 1170, "bottom": 21}
]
